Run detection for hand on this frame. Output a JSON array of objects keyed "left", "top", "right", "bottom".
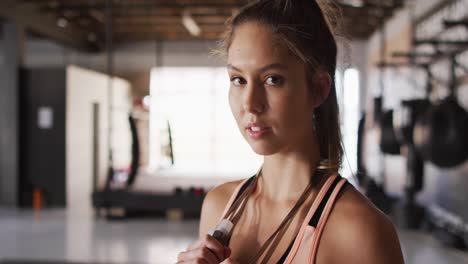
[{"left": 177, "top": 235, "right": 231, "bottom": 263}]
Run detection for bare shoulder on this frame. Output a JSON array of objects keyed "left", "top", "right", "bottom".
[
  {"left": 198, "top": 179, "right": 245, "bottom": 238},
  {"left": 318, "top": 183, "right": 404, "bottom": 264}
]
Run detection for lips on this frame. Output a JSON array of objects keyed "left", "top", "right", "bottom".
[
  {"left": 246, "top": 122, "right": 270, "bottom": 130},
  {"left": 246, "top": 122, "right": 271, "bottom": 139}
]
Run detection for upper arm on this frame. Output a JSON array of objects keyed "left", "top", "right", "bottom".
[
  {"left": 341, "top": 213, "right": 404, "bottom": 264},
  {"left": 198, "top": 181, "right": 240, "bottom": 238},
  {"left": 322, "top": 188, "right": 404, "bottom": 264}
]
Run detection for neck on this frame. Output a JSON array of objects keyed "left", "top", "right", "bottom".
[{"left": 257, "top": 130, "right": 321, "bottom": 202}]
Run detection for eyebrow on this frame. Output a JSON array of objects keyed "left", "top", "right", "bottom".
[{"left": 227, "top": 63, "right": 288, "bottom": 73}]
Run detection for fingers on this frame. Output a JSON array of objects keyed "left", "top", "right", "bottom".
[
  {"left": 201, "top": 235, "right": 226, "bottom": 261},
  {"left": 187, "top": 239, "right": 205, "bottom": 250},
  {"left": 177, "top": 247, "right": 218, "bottom": 263},
  {"left": 177, "top": 235, "right": 228, "bottom": 263},
  {"left": 224, "top": 247, "right": 231, "bottom": 258},
  {"left": 176, "top": 255, "right": 208, "bottom": 264}
]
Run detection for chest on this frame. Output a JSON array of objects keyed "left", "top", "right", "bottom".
[{"left": 227, "top": 198, "right": 312, "bottom": 263}]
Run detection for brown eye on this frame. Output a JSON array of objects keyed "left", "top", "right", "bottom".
[
  {"left": 231, "top": 77, "right": 246, "bottom": 87},
  {"left": 265, "top": 75, "right": 284, "bottom": 86}
]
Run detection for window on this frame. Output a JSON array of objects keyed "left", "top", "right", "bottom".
[
  {"left": 340, "top": 68, "right": 360, "bottom": 179},
  {"left": 148, "top": 67, "right": 262, "bottom": 178}
]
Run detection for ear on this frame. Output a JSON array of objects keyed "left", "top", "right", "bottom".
[{"left": 310, "top": 71, "right": 332, "bottom": 108}]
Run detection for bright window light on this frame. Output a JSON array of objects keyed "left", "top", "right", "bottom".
[
  {"left": 148, "top": 67, "right": 262, "bottom": 178},
  {"left": 341, "top": 68, "right": 360, "bottom": 179}
]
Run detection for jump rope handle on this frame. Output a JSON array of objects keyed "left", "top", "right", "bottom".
[{"left": 208, "top": 219, "right": 234, "bottom": 246}]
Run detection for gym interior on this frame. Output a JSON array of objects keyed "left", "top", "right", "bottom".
[{"left": 1, "top": 0, "right": 468, "bottom": 263}]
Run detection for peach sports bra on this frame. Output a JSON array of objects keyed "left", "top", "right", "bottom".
[{"left": 217, "top": 173, "right": 348, "bottom": 263}]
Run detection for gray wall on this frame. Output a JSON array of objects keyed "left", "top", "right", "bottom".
[
  {"left": 0, "top": 36, "right": 366, "bottom": 94},
  {"left": 5, "top": 39, "right": 224, "bottom": 72},
  {"left": 0, "top": 38, "right": 226, "bottom": 97}
]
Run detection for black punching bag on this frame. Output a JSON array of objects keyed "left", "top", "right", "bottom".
[
  {"left": 413, "top": 97, "right": 468, "bottom": 168},
  {"left": 379, "top": 110, "right": 401, "bottom": 155}
]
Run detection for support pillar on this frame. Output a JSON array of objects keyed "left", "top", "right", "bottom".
[{"left": 0, "top": 21, "right": 24, "bottom": 206}]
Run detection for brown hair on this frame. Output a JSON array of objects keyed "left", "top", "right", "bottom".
[{"left": 219, "top": 0, "right": 344, "bottom": 173}]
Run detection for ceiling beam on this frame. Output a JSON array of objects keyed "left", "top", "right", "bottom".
[
  {"left": 12, "top": 0, "right": 403, "bottom": 42},
  {"left": 0, "top": 2, "right": 102, "bottom": 52},
  {"left": 415, "top": 0, "right": 454, "bottom": 26},
  {"left": 40, "top": 7, "right": 236, "bottom": 18},
  {"left": 111, "top": 10, "right": 235, "bottom": 17},
  {"left": 114, "top": 24, "right": 225, "bottom": 33},
  {"left": 114, "top": 31, "right": 223, "bottom": 42},
  {"left": 113, "top": 16, "right": 229, "bottom": 25},
  {"left": 44, "top": 3, "right": 241, "bottom": 10}
]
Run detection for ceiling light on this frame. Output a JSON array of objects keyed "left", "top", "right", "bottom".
[
  {"left": 57, "top": 17, "right": 68, "bottom": 28},
  {"left": 181, "top": 9, "right": 201, "bottom": 37}
]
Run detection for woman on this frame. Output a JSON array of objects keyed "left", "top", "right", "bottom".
[{"left": 177, "top": 0, "right": 404, "bottom": 263}]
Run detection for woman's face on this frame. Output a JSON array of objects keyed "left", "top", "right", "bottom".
[{"left": 227, "top": 22, "right": 320, "bottom": 156}]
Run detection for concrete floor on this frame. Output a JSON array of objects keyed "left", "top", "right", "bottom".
[{"left": 1, "top": 208, "right": 468, "bottom": 264}]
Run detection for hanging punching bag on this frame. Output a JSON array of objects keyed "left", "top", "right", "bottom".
[
  {"left": 413, "top": 96, "right": 468, "bottom": 168},
  {"left": 413, "top": 57, "right": 468, "bottom": 168},
  {"left": 379, "top": 110, "right": 401, "bottom": 155},
  {"left": 394, "top": 99, "right": 430, "bottom": 145}
]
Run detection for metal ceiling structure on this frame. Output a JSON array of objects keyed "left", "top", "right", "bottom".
[{"left": 0, "top": 0, "right": 404, "bottom": 52}]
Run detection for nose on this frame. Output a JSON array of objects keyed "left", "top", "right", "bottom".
[{"left": 243, "top": 81, "right": 266, "bottom": 114}]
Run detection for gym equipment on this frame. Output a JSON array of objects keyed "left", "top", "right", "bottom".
[
  {"left": 413, "top": 39, "right": 468, "bottom": 46},
  {"left": 375, "top": 44, "right": 401, "bottom": 155},
  {"left": 379, "top": 110, "right": 401, "bottom": 155},
  {"left": 413, "top": 57, "right": 468, "bottom": 168},
  {"left": 93, "top": 10, "right": 203, "bottom": 219},
  {"left": 375, "top": 22, "right": 401, "bottom": 156},
  {"left": 92, "top": 114, "right": 205, "bottom": 219},
  {"left": 392, "top": 64, "right": 432, "bottom": 146},
  {"left": 356, "top": 113, "right": 367, "bottom": 184},
  {"left": 361, "top": 22, "right": 398, "bottom": 215},
  {"left": 385, "top": 45, "right": 468, "bottom": 229},
  {"left": 394, "top": 99, "right": 430, "bottom": 145},
  {"left": 376, "top": 58, "right": 434, "bottom": 229},
  {"left": 443, "top": 19, "right": 468, "bottom": 28},
  {"left": 373, "top": 97, "right": 383, "bottom": 123},
  {"left": 392, "top": 101, "right": 426, "bottom": 229},
  {"left": 127, "top": 114, "right": 140, "bottom": 187}
]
